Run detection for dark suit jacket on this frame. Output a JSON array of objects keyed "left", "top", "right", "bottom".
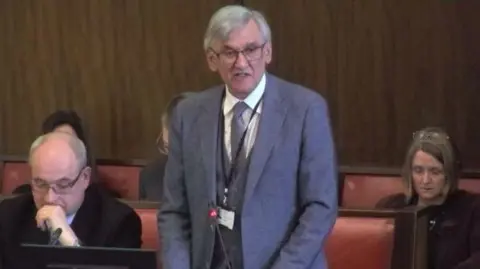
[
  {"left": 159, "top": 74, "right": 338, "bottom": 269},
  {"left": 0, "top": 184, "right": 142, "bottom": 268},
  {"left": 139, "top": 156, "right": 167, "bottom": 201},
  {"left": 376, "top": 190, "right": 480, "bottom": 269}
]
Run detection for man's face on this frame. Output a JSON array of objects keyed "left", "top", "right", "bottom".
[
  {"left": 206, "top": 19, "right": 272, "bottom": 98},
  {"left": 31, "top": 143, "right": 90, "bottom": 216}
]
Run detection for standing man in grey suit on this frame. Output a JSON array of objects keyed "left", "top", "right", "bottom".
[{"left": 159, "top": 5, "right": 337, "bottom": 269}]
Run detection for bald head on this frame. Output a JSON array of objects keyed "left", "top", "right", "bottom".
[
  {"left": 29, "top": 132, "right": 87, "bottom": 173},
  {"left": 29, "top": 132, "right": 90, "bottom": 214}
]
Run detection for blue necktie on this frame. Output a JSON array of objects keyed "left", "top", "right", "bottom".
[{"left": 230, "top": 102, "right": 248, "bottom": 163}]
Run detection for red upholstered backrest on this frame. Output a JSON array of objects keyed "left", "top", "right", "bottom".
[
  {"left": 459, "top": 178, "right": 480, "bottom": 194},
  {"left": 96, "top": 165, "right": 142, "bottom": 200},
  {"left": 1, "top": 162, "right": 31, "bottom": 194},
  {"left": 0, "top": 160, "right": 142, "bottom": 200},
  {"left": 342, "top": 175, "right": 403, "bottom": 208},
  {"left": 342, "top": 173, "right": 480, "bottom": 208},
  {"left": 134, "top": 208, "right": 159, "bottom": 250},
  {"left": 326, "top": 216, "right": 395, "bottom": 269},
  {"left": 132, "top": 208, "right": 397, "bottom": 269}
]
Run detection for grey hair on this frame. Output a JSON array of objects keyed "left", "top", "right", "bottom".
[
  {"left": 203, "top": 5, "right": 271, "bottom": 51},
  {"left": 29, "top": 132, "right": 88, "bottom": 172}
]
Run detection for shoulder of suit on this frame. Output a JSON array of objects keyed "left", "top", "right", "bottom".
[
  {"left": 0, "top": 194, "right": 33, "bottom": 231},
  {"left": 0, "top": 193, "right": 32, "bottom": 213},
  {"left": 94, "top": 194, "right": 139, "bottom": 235},
  {"left": 102, "top": 194, "right": 137, "bottom": 218},
  {"left": 174, "top": 86, "right": 222, "bottom": 111},
  {"left": 451, "top": 190, "right": 480, "bottom": 209},
  {"left": 84, "top": 184, "right": 137, "bottom": 225},
  {"left": 267, "top": 74, "right": 326, "bottom": 106}
]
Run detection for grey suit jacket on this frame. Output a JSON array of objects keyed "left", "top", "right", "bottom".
[{"left": 158, "top": 74, "right": 338, "bottom": 269}]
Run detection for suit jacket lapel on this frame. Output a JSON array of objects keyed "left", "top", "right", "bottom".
[
  {"left": 199, "top": 87, "right": 224, "bottom": 203},
  {"left": 244, "top": 75, "right": 287, "bottom": 204}
]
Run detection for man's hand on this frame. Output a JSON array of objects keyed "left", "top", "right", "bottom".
[
  {"left": 35, "top": 205, "right": 68, "bottom": 232},
  {"left": 35, "top": 205, "right": 79, "bottom": 246}
]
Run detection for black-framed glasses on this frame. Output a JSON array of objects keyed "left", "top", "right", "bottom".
[
  {"left": 31, "top": 167, "right": 86, "bottom": 194},
  {"left": 209, "top": 42, "right": 267, "bottom": 64}
]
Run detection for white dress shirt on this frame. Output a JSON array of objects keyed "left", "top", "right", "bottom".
[
  {"left": 223, "top": 73, "right": 266, "bottom": 160},
  {"left": 66, "top": 213, "right": 75, "bottom": 225}
]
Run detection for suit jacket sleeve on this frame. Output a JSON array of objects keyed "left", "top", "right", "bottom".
[
  {"left": 454, "top": 196, "right": 480, "bottom": 269},
  {"left": 109, "top": 211, "right": 142, "bottom": 248},
  {"left": 272, "top": 96, "right": 338, "bottom": 269},
  {"left": 158, "top": 104, "right": 191, "bottom": 269}
]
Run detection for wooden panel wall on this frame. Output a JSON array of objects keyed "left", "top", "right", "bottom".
[
  {"left": 244, "top": 0, "right": 480, "bottom": 169},
  {"left": 1, "top": 0, "right": 480, "bottom": 169},
  {"left": 0, "top": 0, "right": 232, "bottom": 159}
]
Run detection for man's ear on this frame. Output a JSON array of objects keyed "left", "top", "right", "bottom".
[
  {"left": 82, "top": 166, "right": 92, "bottom": 189},
  {"left": 206, "top": 50, "right": 218, "bottom": 72},
  {"left": 264, "top": 42, "right": 272, "bottom": 64}
]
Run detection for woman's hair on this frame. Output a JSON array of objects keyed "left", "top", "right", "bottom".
[
  {"left": 157, "top": 92, "right": 194, "bottom": 154},
  {"left": 163, "top": 93, "right": 194, "bottom": 128},
  {"left": 41, "top": 110, "right": 96, "bottom": 174},
  {"left": 402, "top": 127, "right": 461, "bottom": 203}
]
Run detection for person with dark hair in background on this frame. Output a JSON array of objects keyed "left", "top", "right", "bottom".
[
  {"left": 376, "top": 127, "right": 480, "bottom": 269},
  {"left": 139, "top": 92, "right": 194, "bottom": 201},
  {"left": 13, "top": 110, "right": 119, "bottom": 198}
]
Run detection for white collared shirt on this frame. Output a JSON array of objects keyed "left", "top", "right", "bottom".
[
  {"left": 66, "top": 213, "right": 75, "bottom": 225},
  {"left": 222, "top": 73, "right": 266, "bottom": 160}
]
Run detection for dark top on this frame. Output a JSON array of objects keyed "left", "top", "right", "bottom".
[
  {"left": 138, "top": 156, "right": 167, "bottom": 201},
  {"left": 0, "top": 184, "right": 142, "bottom": 268},
  {"left": 376, "top": 190, "right": 480, "bottom": 269}
]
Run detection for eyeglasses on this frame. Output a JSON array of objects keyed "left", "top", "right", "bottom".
[
  {"left": 31, "top": 167, "right": 86, "bottom": 195},
  {"left": 412, "top": 130, "right": 450, "bottom": 141},
  {"left": 210, "top": 42, "right": 267, "bottom": 64}
]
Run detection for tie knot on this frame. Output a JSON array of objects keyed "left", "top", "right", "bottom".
[{"left": 233, "top": 102, "right": 248, "bottom": 118}]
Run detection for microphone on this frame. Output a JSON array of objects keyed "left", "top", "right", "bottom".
[
  {"left": 45, "top": 219, "right": 63, "bottom": 246},
  {"left": 208, "top": 204, "right": 232, "bottom": 269}
]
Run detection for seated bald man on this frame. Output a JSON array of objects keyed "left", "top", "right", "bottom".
[{"left": 0, "top": 132, "right": 142, "bottom": 267}]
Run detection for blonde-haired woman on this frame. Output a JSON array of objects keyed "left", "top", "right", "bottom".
[
  {"left": 139, "top": 92, "right": 194, "bottom": 201},
  {"left": 377, "top": 127, "right": 480, "bottom": 269}
]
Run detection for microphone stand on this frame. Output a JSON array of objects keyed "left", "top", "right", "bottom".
[{"left": 209, "top": 207, "right": 232, "bottom": 269}]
